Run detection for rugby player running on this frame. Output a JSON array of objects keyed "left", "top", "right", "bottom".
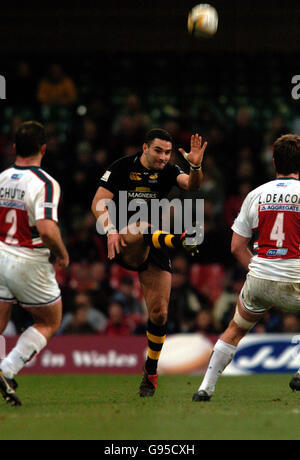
[
  {"left": 92, "top": 128, "right": 207, "bottom": 397},
  {"left": 192, "top": 134, "right": 300, "bottom": 402},
  {"left": 0, "top": 122, "right": 69, "bottom": 406}
]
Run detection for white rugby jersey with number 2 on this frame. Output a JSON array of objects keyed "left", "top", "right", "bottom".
[
  {"left": 232, "top": 178, "right": 300, "bottom": 282},
  {"left": 0, "top": 164, "right": 60, "bottom": 261}
]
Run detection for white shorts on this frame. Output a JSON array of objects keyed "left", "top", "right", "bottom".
[
  {"left": 240, "top": 274, "right": 300, "bottom": 315},
  {"left": 0, "top": 251, "right": 61, "bottom": 308}
]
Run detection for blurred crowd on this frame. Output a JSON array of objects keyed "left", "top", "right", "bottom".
[{"left": 1, "top": 59, "right": 300, "bottom": 338}]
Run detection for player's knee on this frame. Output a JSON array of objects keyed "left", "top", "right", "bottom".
[
  {"left": 33, "top": 311, "right": 62, "bottom": 338},
  {"left": 35, "top": 319, "right": 61, "bottom": 341},
  {"left": 221, "top": 319, "right": 250, "bottom": 346},
  {"left": 149, "top": 303, "right": 168, "bottom": 326},
  {"left": 124, "top": 222, "right": 149, "bottom": 245},
  {"left": 51, "top": 317, "right": 62, "bottom": 335}
]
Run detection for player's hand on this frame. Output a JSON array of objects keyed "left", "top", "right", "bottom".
[
  {"left": 107, "top": 232, "right": 127, "bottom": 260},
  {"left": 178, "top": 134, "right": 207, "bottom": 168},
  {"left": 55, "top": 253, "right": 70, "bottom": 269}
]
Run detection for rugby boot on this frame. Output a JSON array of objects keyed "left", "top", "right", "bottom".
[
  {"left": 192, "top": 390, "right": 211, "bottom": 402},
  {"left": 289, "top": 373, "right": 300, "bottom": 392},
  {"left": 180, "top": 230, "right": 201, "bottom": 257},
  {"left": 139, "top": 368, "right": 158, "bottom": 397},
  {"left": 0, "top": 370, "right": 22, "bottom": 407}
]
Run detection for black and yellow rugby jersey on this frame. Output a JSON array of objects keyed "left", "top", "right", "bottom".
[{"left": 98, "top": 152, "right": 185, "bottom": 231}]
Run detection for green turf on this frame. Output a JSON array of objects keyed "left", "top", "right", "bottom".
[{"left": 1, "top": 374, "right": 300, "bottom": 440}]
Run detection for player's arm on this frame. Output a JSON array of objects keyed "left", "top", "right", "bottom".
[
  {"left": 36, "top": 219, "right": 69, "bottom": 268},
  {"left": 91, "top": 186, "right": 127, "bottom": 260},
  {"left": 177, "top": 134, "right": 207, "bottom": 191},
  {"left": 33, "top": 179, "right": 69, "bottom": 268},
  {"left": 231, "top": 232, "right": 252, "bottom": 270},
  {"left": 231, "top": 190, "right": 253, "bottom": 270},
  {"left": 176, "top": 169, "right": 204, "bottom": 192}
]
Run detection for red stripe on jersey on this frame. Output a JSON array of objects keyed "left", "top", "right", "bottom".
[{"left": 0, "top": 208, "right": 42, "bottom": 249}]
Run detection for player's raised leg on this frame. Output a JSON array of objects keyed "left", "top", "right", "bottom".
[
  {"left": 192, "top": 299, "right": 261, "bottom": 402},
  {"left": 138, "top": 265, "right": 171, "bottom": 397},
  {"left": 107, "top": 219, "right": 201, "bottom": 268}
]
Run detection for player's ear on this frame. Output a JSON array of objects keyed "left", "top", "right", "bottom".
[
  {"left": 142, "top": 143, "right": 148, "bottom": 153},
  {"left": 41, "top": 144, "right": 47, "bottom": 156}
]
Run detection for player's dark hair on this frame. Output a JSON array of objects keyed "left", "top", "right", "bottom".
[
  {"left": 273, "top": 134, "right": 300, "bottom": 175},
  {"left": 15, "top": 121, "right": 46, "bottom": 158},
  {"left": 145, "top": 128, "right": 173, "bottom": 146}
]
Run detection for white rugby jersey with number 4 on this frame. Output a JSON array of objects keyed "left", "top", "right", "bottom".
[
  {"left": 0, "top": 164, "right": 60, "bottom": 261},
  {"left": 232, "top": 178, "right": 300, "bottom": 282}
]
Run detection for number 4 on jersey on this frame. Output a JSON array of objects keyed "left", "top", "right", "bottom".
[{"left": 270, "top": 212, "right": 285, "bottom": 248}]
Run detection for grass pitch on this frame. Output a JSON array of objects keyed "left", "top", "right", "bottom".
[{"left": 0, "top": 374, "right": 300, "bottom": 440}]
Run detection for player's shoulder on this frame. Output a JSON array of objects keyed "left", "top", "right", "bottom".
[
  {"left": 161, "top": 162, "right": 185, "bottom": 178},
  {"left": 36, "top": 167, "right": 58, "bottom": 183},
  {"left": 0, "top": 165, "right": 14, "bottom": 178},
  {"left": 246, "top": 180, "right": 277, "bottom": 198},
  {"left": 108, "top": 154, "right": 138, "bottom": 171},
  {"left": 257, "top": 178, "right": 300, "bottom": 193},
  {"left": 27, "top": 167, "right": 60, "bottom": 194},
  {"left": 165, "top": 162, "right": 184, "bottom": 173},
  {"left": 239, "top": 181, "right": 274, "bottom": 209}
]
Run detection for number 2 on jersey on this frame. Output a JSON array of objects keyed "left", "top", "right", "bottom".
[
  {"left": 5, "top": 209, "right": 19, "bottom": 245},
  {"left": 270, "top": 212, "right": 285, "bottom": 248}
]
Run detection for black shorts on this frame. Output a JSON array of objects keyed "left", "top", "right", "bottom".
[{"left": 114, "top": 247, "right": 172, "bottom": 274}]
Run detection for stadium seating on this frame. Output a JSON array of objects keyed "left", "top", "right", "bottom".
[
  {"left": 109, "top": 264, "right": 143, "bottom": 301},
  {"left": 190, "top": 263, "right": 225, "bottom": 303}
]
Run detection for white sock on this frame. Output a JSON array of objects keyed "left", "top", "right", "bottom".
[
  {"left": 199, "top": 339, "right": 237, "bottom": 396},
  {"left": 0, "top": 326, "right": 47, "bottom": 379}
]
